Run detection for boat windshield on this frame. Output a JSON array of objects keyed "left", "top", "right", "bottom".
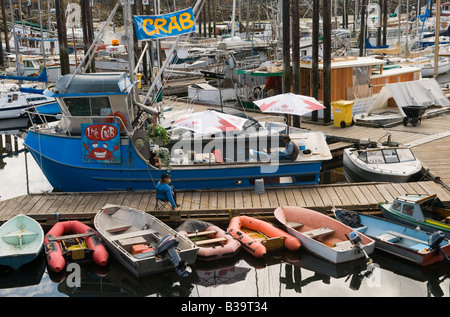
[{"left": 364, "top": 148, "right": 416, "bottom": 164}]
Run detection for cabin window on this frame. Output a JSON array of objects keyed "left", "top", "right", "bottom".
[
  {"left": 392, "top": 201, "right": 402, "bottom": 211},
  {"left": 64, "top": 97, "right": 111, "bottom": 117},
  {"left": 396, "top": 148, "right": 415, "bottom": 162},
  {"left": 402, "top": 204, "right": 414, "bottom": 216}
]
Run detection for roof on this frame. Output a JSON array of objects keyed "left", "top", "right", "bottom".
[
  {"left": 51, "top": 72, "right": 132, "bottom": 96},
  {"left": 300, "top": 56, "right": 386, "bottom": 70}
]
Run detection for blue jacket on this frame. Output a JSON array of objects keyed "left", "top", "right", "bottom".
[{"left": 156, "top": 181, "right": 177, "bottom": 209}]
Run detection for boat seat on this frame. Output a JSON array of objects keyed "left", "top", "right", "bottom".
[
  {"left": 195, "top": 237, "right": 227, "bottom": 246},
  {"left": 106, "top": 223, "right": 132, "bottom": 233},
  {"left": 385, "top": 230, "right": 428, "bottom": 245},
  {"left": 118, "top": 236, "right": 148, "bottom": 248},
  {"left": 2, "top": 230, "right": 38, "bottom": 245},
  {"left": 186, "top": 230, "right": 218, "bottom": 238},
  {"left": 110, "top": 229, "right": 158, "bottom": 241},
  {"left": 376, "top": 233, "right": 400, "bottom": 243},
  {"left": 261, "top": 236, "right": 286, "bottom": 251},
  {"left": 301, "top": 227, "right": 335, "bottom": 239},
  {"left": 286, "top": 221, "right": 304, "bottom": 230}
]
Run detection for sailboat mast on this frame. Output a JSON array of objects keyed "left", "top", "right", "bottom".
[
  {"left": 434, "top": 0, "right": 441, "bottom": 78},
  {"left": 37, "top": 0, "right": 48, "bottom": 87}
]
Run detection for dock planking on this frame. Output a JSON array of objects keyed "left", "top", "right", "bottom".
[{"left": 0, "top": 181, "right": 448, "bottom": 225}]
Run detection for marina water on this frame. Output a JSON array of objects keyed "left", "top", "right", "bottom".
[{"left": 0, "top": 130, "right": 449, "bottom": 297}]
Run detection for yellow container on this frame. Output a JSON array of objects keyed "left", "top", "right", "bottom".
[
  {"left": 332, "top": 100, "right": 354, "bottom": 128},
  {"left": 136, "top": 73, "right": 143, "bottom": 89}
]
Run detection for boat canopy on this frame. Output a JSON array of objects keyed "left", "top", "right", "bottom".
[
  {"left": 369, "top": 78, "right": 450, "bottom": 116},
  {"left": 50, "top": 72, "right": 132, "bottom": 97}
]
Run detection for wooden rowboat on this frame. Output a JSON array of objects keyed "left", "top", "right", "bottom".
[
  {"left": 274, "top": 206, "right": 375, "bottom": 264},
  {"left": 0, "top": 214, "right": 44, "bottom": 270}
]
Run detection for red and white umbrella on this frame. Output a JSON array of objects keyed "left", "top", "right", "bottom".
[
  {"left": 172, "top": 110, "right": 248, "bottom": 133},
  {"left": 253, "top": 93, "right": 325, "bottom": 116}
]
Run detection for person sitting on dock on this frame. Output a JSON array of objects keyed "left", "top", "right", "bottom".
[
  {"left": 278, "top": 135, "right": 300, "bottom": 161},
  {"left": 156, "top": 174, "right": 179, "bottom": 212}
]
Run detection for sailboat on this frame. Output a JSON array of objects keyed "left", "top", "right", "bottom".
[{"left": 23, "top": 0, "right": 332, "bottom": 193}]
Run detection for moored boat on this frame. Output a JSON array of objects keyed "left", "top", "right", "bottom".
[
  {"left": 274, "top": 206, "right": 375, "bottom": 264},
  {"left": 343, "top": 145, "right": 422, "bottom": 183},
  {"left": 380, "top": 194, "right": 450, "bottom": 238},
  {"left": 44, "top": 220, "right": 109, "bottom": 272},
  {"left": 177, "top": 219, "right": 241, "bottom": 261},
  {"left": 0, "top": 214, "right": 44, "bottom": 270},
  {"left": 227, "top": 215, "right": 301, "bottom": 258},
  {"left": 333, "top": 208, "right": 450, "bottom": 266},
  {"left": 94, "top": 204, "right": 198, "bottom": 277}
]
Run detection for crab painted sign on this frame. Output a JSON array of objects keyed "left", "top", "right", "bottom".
[{"left": 81, "top": 123, "right": 121, "bottom": 164}]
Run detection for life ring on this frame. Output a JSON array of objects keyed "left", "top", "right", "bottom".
[{"left": 105, "top": 111, "right": 126, "bottom": 131}]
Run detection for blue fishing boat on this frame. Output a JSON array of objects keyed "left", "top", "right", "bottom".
[
  {"left": 333, "top": 208, "right": 450, "bottom": 266},
  {"left": 23, "top": 72, "right": 332, "bottom": 192}
]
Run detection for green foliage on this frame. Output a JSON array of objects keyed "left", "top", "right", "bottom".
[
  {"left": 157, "top": 147, "right": 172, "bottom": 172},
  {"left": 147, "top": 124, "right": 171, "bottom": 146}
]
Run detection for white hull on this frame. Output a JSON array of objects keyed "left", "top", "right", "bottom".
[{"left": 343, "top": 148, "right": 422, "bottom": 183}]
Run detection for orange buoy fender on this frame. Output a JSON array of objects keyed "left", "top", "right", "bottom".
[
  {"left": 69, "top": 221, "right": 109, "bottom": 267},
  {"left": 227, "top": 217, "right": 267, "bottom": 258},
  {"left": 239, "top": 216, "right": 301, "bottom": 251},
  {"left": 106, "top": 111, "right": 126, "bottom": 131}
]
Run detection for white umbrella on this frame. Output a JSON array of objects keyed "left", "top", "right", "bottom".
[
  {"left": 253, "top": 93, "right": 325, "bottom": 116},
  {"left": 172, "top": 109, "right": 248, "bottom": 133}
]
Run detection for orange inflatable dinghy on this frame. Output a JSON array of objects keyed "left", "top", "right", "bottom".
[
  {"left": 178, "top": 225, "right": 241, "bottom": 261},
  {"left": 44, "top": 220, "right": 109, "bottom": 272},
  {"left": 227, "top": 216, "right": 301, "bottom": 258}
]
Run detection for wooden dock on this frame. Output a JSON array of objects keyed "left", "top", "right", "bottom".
[{"left": 1, "top": 181, "right": 449, "bottom": 227}]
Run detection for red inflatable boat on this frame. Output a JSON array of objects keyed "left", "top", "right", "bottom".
[
  {"left": 227, "top": 216, "right": 301, "bottom": 258},
  {"left": 44, "top": 220, "right": 109, "bottom": 272}
]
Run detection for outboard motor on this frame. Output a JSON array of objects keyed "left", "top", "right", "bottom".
[
  {"left": 347, "top": 231, "right": 373, "bottom": 264},
  {"left": 156, "top": 235, "right": 190, "bottom": 277},
  {"left": 428, "top": 231, "right": 450, "bottom": 265}
]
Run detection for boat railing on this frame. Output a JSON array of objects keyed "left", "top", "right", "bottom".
[{"left": 24, "top": 110, "right": 134, "bottom": 139}]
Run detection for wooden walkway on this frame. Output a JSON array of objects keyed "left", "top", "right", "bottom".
[{"left": 1, "top": 181, "right": 449, "bottom": 226}]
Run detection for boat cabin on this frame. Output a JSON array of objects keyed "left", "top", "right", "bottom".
[
  {"left": 46, "top": 72, "right": 134, "bottom": 134},
  {"left": 388, "top": 194, "right": 450, "bottom": 224}
]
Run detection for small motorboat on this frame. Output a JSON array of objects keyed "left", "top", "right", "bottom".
[
  {"left": 44, "top": 220, "right": 109, "bottom": 272},
  {"left": 274, "top": 206, "right": 375, "bottom": 264},
  {"left": 333, "top": 208, "right": 450, "bottom": 266},
  {"left": 94, "top": 204, "right": 198, "bottom": 277},
  {"left": 177, "top": 219, "right": 241, "bottom": 261},
  {"left": 380, "top": 194, "right": 450, "bottom": 238},
  {"left": 343, "top": 138, "right": 422, "bottom": 183},
  {"left": 0, "top": 90, "right": 59, "bottom": 120},
  {"left": 227, "top": 215, "right": 301, "bottom": 258},
  {"left": 0, "top": 214, "right": 44, "bottom": 270}
]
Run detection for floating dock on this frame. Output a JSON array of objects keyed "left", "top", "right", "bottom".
[{"left": 0, "top": 181, "right": 448, "bottom": 227}]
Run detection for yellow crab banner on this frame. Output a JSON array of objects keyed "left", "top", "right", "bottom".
[{"left": 133, "top": 7, "right": 197, "bottom": 40}]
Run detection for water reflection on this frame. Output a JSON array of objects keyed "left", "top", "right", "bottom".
[{"left": 0, "top": 128, "right": 52, "bottom": 200}]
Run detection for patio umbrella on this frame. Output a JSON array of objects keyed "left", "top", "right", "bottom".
[
  {"left": 253, "top": 93, "right": 325, "bottom": 116},
  {"left": 172, "top": 109, "right": 248, "bottom": 133}
]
